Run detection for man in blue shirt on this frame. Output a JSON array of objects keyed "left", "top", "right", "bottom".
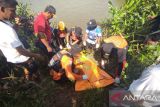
[{"left": 83, "top": 19, "right": 102, "bottom": 49}]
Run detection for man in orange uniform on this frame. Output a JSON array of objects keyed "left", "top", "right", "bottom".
[
  {"left": 101, "top": 35, "right": 128, "bottom": 84},
  {"left": 49, "top": 46, "right": 114, "bottom": 91},
  {"left": 49, "top": 46, "right": 87, "bottom": 81}
]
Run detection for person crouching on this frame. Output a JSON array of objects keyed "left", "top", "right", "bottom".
[
  {"left": 83, "top": 19, "right": 102, "bottom": 50},
  {"left": 101, "top": 35, "right": 128, "bottom": 84}
]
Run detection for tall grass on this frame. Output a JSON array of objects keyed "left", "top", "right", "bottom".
[{"left": 101, "top": 0, "right": 160, "bottom": 85}]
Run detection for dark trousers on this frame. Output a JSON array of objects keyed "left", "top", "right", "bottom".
[
  {"left": 0, "top": 58, "right": 38, "bottom": 79},
  {"left": 86, "top": 42, "right": 96, "bottom": 50},
  {"left": 15, "top": 58, "right": 38, "bottom": 77},
  {"left": 56, "top": 37, "right": 66, "bottom": 48},
  {"left": 35, "top": 41, "right": 54, "bottom": 59},
  {"left": 117, "top": 62, "right": 123, "bottom": 77},
  {"left": 101, "top": 47, "right": 126, "bottom": 77}
]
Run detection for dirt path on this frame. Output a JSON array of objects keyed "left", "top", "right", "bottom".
[{"left": 52, "top": 84, "right": 77, "bottom": 107}]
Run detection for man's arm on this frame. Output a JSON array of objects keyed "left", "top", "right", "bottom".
[
  {"left": 61, "top": 55, "right": 83, "bottom": 81},
  {"left": 96, "top": 36, "right": 101, "bottom": 44},
  {"left": 65, "top": 33, "right": 71, "bottom": 49},
  {"left": 16, "top": 46, "right": 41, "bottom": 59},
  {"left": 66, "top": 33, "right": 70, "bottom": 44},
  {"left": 82, "top": 33, "right": 88, "bottom": 46},
  {"left": 37, "top": 32, "right": 53, "bottom": 52},
  {"left": 71, "top": 40, "right": 79, "bottom": 46}
]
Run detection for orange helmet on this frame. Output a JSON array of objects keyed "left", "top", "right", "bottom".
[{"left": 58, "top": 21, "right": 65, "bottom": 31}]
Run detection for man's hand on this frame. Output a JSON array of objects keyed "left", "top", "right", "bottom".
[
  {"left": 34, "top": 54, "right": 48, "bottom": 66},
  {"left": 83, "top": 41, "right": 86, "bottom": 46},
  {"left": 15, "top": 17, "right": 21, "bottom": 25},
  {"left": 96, "top": 44, "right": 100, "bottom": 48},
  {"left": 66, "top": 43, "right": 71, "bottom": 49},
  {"left": 59, "top": 45, "right": 63, "bottom": 49},
  {"left": 47, "top": 46, "right": 53, "bottom": 52},
  {"left": 34, "top": 54, "right": 45, "bottom": 62},
  {"left": 82, "top": 75, "right": 88, "bottom": 80},
  {"left": 60, "top": 50, "right": 69, "bottom": 54}
]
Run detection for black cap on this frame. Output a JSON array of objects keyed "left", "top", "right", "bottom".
[
  {"left": 70, "top": 26, "right": 82, "bottom": 38},
  {"left": 45, "top": 5, "right": 56, "bottom": 14},
  {"left": 87, "top": 19, "right": 97, "bottom": 30},
  {"left": 0, "top": 0, "right": 18, "bottom": 7},
  {"left": 75, "top": 27, "right": 82, "bottom": 37}
]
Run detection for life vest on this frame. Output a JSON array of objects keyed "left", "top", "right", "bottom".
[{"left": 103, "top": 36, "right": 128, "bottom": 49}]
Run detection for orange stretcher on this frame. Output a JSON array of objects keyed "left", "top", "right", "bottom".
[{"left": 61, "top": 53, "right": 114, "bottom": 91}]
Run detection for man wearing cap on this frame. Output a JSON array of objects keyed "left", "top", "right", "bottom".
[
  {"left": 34, "top": 5, "right": 56, "bottom": 58},
  {"left": 83, "top": 19, "right": 102, "bottom": 49}
]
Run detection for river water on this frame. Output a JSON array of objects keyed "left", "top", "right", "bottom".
[{"left": 17, "top": 0, "right": 124, "bottom": 29}]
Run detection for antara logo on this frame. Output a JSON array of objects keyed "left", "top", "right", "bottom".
[
  {"left": 110, "top": 90, "right": 124, "bottom": 106},
  {"left": 123, "top": 95, "right": 158, "bottom": 101}
]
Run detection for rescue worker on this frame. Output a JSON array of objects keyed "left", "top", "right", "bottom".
[
  {"left": 83, "top": 19, "right": 102, "bottom": 49},
  {"left": 49, "top": 45, "right": 114, "bottom": 91},
  {"left": 53, "top": 21, "right": 68, "bottom": 49},
  {"left": 48, "top": 46, "right": 88, "bottom": 82},
  {"left": 101, "top": 35, "right": 128, "bottom": 84}
]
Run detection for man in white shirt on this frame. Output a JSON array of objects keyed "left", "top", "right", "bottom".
[{"left": 0, "top": 0, "right": 42, "bottom": 79}]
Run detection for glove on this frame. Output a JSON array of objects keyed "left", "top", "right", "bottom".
[
  {"left": 83, "top": 41, "right": 86, "bottom": 46},
  {"left": 96, "top": 44, "right": 100, "bottom": 49},
  {"left": 115, "top": 77, "right": 120, "bottom": 84},
  {"left": 59, "top": 45, "right": 63, "bottom": 49},
  {"left": 66, "top": 43, "right": 71, "bottom": 49},
  {"left": 48, "top": 57, "right": 55, "bottom": 67},
  {"left": 101, "top": 59, "right": 105, "bottom": 69},
  {"left": 82, "top": 75, "right": 88, "bottom": 80}
]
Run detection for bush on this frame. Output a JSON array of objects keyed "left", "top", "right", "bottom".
[{"left": 101, "top": 0, "right": 160, "bottom": 85}]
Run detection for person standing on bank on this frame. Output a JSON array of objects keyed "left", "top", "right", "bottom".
[
  {"left": 34, "top": 5, "right": 56, "bottom": 58},
  {"left": 0, "top": 0, "right": 43, "bottom": 80}
]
